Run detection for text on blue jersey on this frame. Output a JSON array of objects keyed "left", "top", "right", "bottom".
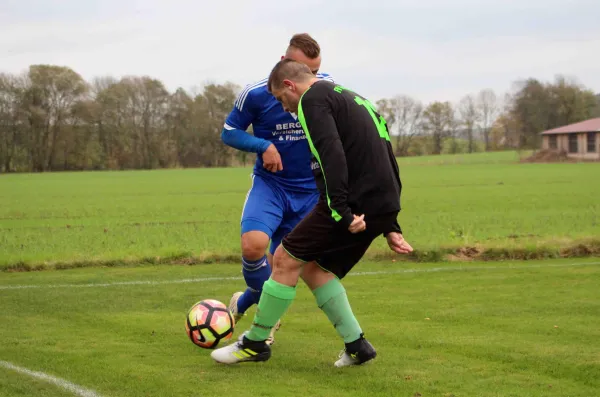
[{"left": 222, "top": 72, "right": 335, "bottom": 192}]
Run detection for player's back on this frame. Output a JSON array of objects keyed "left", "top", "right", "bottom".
[
  {"left": 225, "top": 73, "right": 335, "bottom": 192},
  {"left": 299, "top": 80, "right": 401, "bottom": 215}
]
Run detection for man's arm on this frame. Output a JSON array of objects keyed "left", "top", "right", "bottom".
[
  {"left": 221, "top": 125, "right": 271, "bottom": 154},
  {"left": 221, "top": 87, "right": 271, "bottom": 154},
  {"left": 298, "top": 101, "right": 354, "bottom": 229}
]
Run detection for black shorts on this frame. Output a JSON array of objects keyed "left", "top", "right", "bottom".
[{"left": 281, "top": 200, "right": 400, "bottom": 279}]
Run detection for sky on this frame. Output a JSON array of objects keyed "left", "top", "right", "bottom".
[{"left": 1, "top": 0, "right": 599, "bottom": 105}]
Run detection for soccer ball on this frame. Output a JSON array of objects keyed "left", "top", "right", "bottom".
[{"left": 185, "top": 299, "right": 235, "bottom": 349}]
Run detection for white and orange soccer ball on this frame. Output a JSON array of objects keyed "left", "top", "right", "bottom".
[{"left": 185, "top": 299, "right": 235, "bottom": 349}]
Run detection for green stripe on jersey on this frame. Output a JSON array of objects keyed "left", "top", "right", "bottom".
[{"left": 297, "top": 87, "right": 342, "bottom": 223}]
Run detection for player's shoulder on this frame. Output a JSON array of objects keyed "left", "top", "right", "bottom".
[
  {"left": 299, "top": 81, "right": 335, "bottom": 112},
  {"left": 233, "top": 77, "right": 270, "bottom": 111},
  {"left": 316, "top": 72, "right": 335, "bottom": 83},
  {"left": 304, "top": 80, "right": 337, "bottom": 102}
]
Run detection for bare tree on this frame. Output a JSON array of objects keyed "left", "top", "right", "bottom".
[
  {"left": 422, "top": 101, "right": 454, "bottom": 155},
  {"left": 458, "top": 94, "right": 480, "bottom": 153},
  {"left": 376, "top": 95, "right": 423, "bottom": 156},
  {"left": 0, "top": 73, "right": 30, "bottom": 172},
  {"left": 19, "top": 65, "right": 89, "bottom": 171},
  {"left": 477, "top": 89, "right": 498, "bottom": 151}
]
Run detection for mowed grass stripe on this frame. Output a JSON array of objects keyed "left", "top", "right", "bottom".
[
  {"left": 1, "top": 152, "right": 598, "bottom": 269},
  {"left": 0, "top": 259, "right": 598, "bottom": 397}
]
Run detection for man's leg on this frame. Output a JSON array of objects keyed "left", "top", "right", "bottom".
[
  {"left": 233, "top": 231, "right": 271, "bottom": 317},
  {"left": 244, "top": 249, "right": 366, "bottom": 345},
  {"left": 301, "top": 264, "right": 363, "bottom": 343},
  {"left": 229, "top": 175, "right": 283, "bottom": 334},
  {"left": 301, "top": 263, "right": 376, "bottom": 367},
  {"left": 299, "top": 213, "right": 403, "bottom": 366},
  {"left": 244, "top": 245, "right": 304, "bottom": 341},
  {"left": 210, "top": 245, "right": 304, "bottom": 364},
  {"left": 211, "top": 200, "right": 330, "bottom": 365},
  {"left": 290, "top": 188, "right": 368, "bottom": 346},
  {"left": 236, "top": 223, "right": 292, "bottom": 345},
  {"left": 210, "top": 202, "right": 378, "bottom": 365},
  {"left": 238, "top": 186, "right": 319, "bottom": 344},
  {"left": 298, "top": 211, "right": 385, "bottom": 366}
]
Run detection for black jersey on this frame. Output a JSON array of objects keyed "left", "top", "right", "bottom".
[{"left": 297, "top": 80, "right": 402, "bottom": 230}]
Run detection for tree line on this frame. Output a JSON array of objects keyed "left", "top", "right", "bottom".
[
  {"left": 377, "top": 76, "right": 600, "bottom": 156},
  {"left": 1, "top": 65, "right": 599, "bottom": 172},
  {"left": 0, "top": 65, "right": 243, "bottom": 173}
]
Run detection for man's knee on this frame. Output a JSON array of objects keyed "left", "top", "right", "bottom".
[
  {"left": 301, "top": 262, "right": 335, "bottom": 290},
  {"left": 273, "top": 245, "right": 303, "bottom": 273},
  {"left": 241, "top": 231, "right": 270, "bottom": 260}
]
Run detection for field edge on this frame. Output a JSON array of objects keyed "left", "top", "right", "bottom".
[{"left": 2, "top": 238, "right": 599, "bottom": 272}]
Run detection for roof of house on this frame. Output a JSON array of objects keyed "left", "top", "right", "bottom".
[{"left": 540, "top": 118, "right": 600, "bottom": 135}]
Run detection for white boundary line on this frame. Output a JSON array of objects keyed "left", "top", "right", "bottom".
[
  {"left": 0, "top": 360, "right": 103, "bottom": 397},
  {"left": 1, "top": 261, "right": 599, "bottom": 291}
]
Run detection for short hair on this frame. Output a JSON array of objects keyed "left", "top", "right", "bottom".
[
  {"left": 288, "top": 33, "right": 320, "bottom": 59},
  {"left": 267, "top": 58, "right": 313, "bottom": 92}
]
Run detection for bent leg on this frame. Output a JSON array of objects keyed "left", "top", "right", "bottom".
[
  {"left": 234, "top": 175, "right": 284, "bottom": 316},
  {"left": 246, "top": 245, "right": 303, "bottom": 341},
  {"left": 283, "top": 202, "right": 381, "bottom": 345},
  {"left": 301, "top": 263, "right": 363, "bottom": 343},
  {"left": 236, "top": 230, "right": 272, "bottom": 315}
]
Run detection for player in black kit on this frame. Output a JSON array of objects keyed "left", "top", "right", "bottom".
[{"left": 211, "top": 58, "right": 413, "bottom": 367}]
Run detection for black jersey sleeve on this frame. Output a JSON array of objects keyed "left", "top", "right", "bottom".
[{"left": 299, "top": 101, "right": 354, "bottom": 229}]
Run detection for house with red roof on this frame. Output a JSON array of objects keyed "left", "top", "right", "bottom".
[{"left": 540, "top": 118, "right": 600, "bottom": 160}]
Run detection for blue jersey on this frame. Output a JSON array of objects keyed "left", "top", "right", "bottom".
[{"left": 224, "top": 73, "right": 335, "bottom": 192}]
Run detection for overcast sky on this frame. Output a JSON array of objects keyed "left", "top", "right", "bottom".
[{"left": 1, "top": 0, "right": 599, "bottom": 104}]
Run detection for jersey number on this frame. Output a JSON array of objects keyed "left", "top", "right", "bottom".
[{"left": 354, "top": 97, "right": 391, "bottom": 142}]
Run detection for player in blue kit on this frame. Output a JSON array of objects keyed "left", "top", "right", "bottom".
[{"left": 221, "top": 33, "right": 334, "bottom": 345}]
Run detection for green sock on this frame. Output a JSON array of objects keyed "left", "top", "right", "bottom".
[
  {"left": 312, "top": 278, "right": 363, "bottom": 343},
  {"left": 246, "top": 278, "right": 296, "bottom": 341}
]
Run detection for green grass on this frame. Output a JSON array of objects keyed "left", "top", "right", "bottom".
[
  {"left": 1, "top": 258, "right": 599, "bottom": 396},
  {"left": 0, "top": 372, "right": 76, "bottom": 397},
  {"left": 0, "top": 151, "right": 598, "bottom": 269},
  {"left": 395, "top": 150, "right": 533, "bottom": 166},
  {"left": 1, "top": 151, "right": 599, "bottom": 396}
]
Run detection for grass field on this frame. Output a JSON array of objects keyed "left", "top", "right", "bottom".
[
  {"left": 1, "top": 151, "right": 600, "bottom": 396},
  {"left": 0, "top": 151, "right": 598, "bottom": 269},
  {"left": 1, "top": 258, "right": 599, "bottom": 396}
]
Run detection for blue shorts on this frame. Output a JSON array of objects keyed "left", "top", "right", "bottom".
[{"left": 240, "top": 173, "right": 319, "bottom": 255}]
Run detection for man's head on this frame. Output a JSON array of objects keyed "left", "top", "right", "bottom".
[
  {"left": 268, "top": 59, "right": 317, "bottom": 113},
  {"left": 283, "top": 33, "right": 321, "bottom": 75}
]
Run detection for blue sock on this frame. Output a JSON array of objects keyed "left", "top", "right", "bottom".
[{"left": 236, "top": 255, "right": 272, "bottom": 315}]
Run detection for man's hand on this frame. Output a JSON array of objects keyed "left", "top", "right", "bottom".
[
  {"left": 386, "top": 232, "right": 413, "bottom": 254},
  {"left": 262, "top": 144, "right": 283, "bottom": 173},
  {"left": 348, "top": 214, "right": 366, "bottom": 234}
]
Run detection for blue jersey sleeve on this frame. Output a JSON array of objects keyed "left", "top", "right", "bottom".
[
  {"left": 224, "top": 82, "right": 261, "bottom": 130},
  {"left": 222, "top": 81, "right": 272, "bottom": 154}
]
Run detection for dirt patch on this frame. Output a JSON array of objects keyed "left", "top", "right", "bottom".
[
  {"left": 447, "top": 246, "right": 482, "bottom": 261},
  {"left": 520, "top": 149, "right": 576, "bottom": 163},
  {"left": 507, "top": 234, "right": 540, "bottom": 240},
  {"left": 561, "top": 241, "right": 600, "bottom": 257}
]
